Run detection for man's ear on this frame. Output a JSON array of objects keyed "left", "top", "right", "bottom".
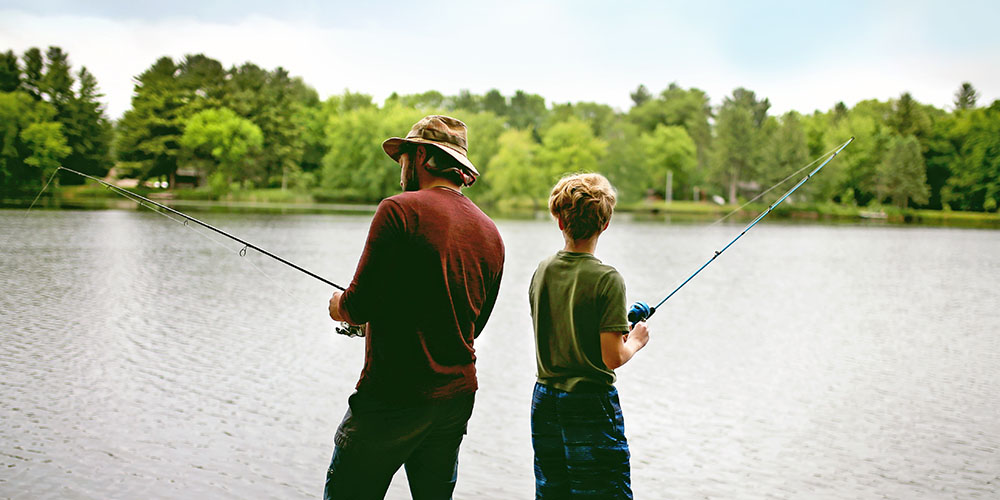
[
  {"left": 414, "top": 144, "right": 428, "bottom": 167},
  {"left": 557, "top": 217, "right": 566, "bottom": 231}
]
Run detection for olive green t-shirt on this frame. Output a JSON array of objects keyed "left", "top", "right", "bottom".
[{"left": 529, "top": 251, "right": 629, "bottom": 392}]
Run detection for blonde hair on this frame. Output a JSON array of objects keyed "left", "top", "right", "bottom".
[{"left": 548, "top": 173, "right": 617, "bottom": 240}]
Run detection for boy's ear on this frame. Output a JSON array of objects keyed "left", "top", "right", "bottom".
[
  {"left": 557, "top": 217, "right": 566, "bottom": 231},
  {"left": 603, "top": 221, "right": 610, "bottom": 231}
]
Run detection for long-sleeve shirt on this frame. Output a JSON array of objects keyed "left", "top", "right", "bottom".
[{"left": 339, "top": 186, "right": 505, "bottom": 402}]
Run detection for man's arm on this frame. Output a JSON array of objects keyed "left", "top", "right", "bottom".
[
  {"left": 600, "top": 322, "right": 649, "bottom": 370},
  {"left": 329, "top": 200, "right": 403, "bottom": 325},
  {"left": 473, "top": 268, "right": 503, "bottom": 339}
]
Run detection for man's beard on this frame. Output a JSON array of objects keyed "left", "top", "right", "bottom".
[{"left": 402, "top": 164, "right": 421, "bottom": 191}]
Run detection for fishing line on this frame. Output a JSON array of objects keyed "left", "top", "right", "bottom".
[
  {"left": 113, "top": 187, "right": 300, "bottom": 299},
  {"left": 23, "top": 168, "right": 62, "bottom": 215},
  {"left": 34, "top": 166, "right": 365, "bottom": 337},
  {"left": 708, "top": 140, "right": 851, "bottom": 227},
  {"left": 627, "top": 137, "right": 855, "bottom": 325}
]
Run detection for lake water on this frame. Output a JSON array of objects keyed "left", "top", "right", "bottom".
[{"left": 2, "top": 209, "right": 999, "bottom": 499}]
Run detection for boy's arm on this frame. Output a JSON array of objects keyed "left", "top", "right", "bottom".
[{"left": 600, "top": 322, "right": 649, "bottom": 370}]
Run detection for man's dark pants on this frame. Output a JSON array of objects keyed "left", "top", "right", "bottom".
[{"left": 324, "top": 391, "right": 475, "bottom": 500}]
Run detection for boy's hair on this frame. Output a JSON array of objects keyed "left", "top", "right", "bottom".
[{"left": 548, "top": 173, "right": 617, "bottom": 240}]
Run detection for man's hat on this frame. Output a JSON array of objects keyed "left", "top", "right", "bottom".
[{"left": 382, "top": 115, "right": 479, "bottom": 176}]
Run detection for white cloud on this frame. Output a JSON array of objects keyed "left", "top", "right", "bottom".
[{"left": 1, "top": 6, "right": 996, "bottom": 122}]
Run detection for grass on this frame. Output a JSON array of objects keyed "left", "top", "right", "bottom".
[{"left": 7, "top": 185, "right": 999, "bottom": 228}]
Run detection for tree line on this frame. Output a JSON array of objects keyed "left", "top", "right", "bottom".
[{"left": 2, "top": 46, "right": 998, "bottom": 213}]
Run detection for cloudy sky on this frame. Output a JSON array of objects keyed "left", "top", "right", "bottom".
[{"left": 2, "top": 0, "right": 998, "bottom": 119}]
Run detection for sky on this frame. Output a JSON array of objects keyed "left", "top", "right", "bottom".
[{"left": 1, "top": 0, "right": 998, "bottom": 119}]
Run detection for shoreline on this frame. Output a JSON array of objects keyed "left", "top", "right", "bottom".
[{"left": 5, "top": 194, "right": 1000, "bottom": 229}]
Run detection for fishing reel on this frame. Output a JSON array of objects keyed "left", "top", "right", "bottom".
[
  {"left": 628, "top": 301, "right": 656, "bottom": 327},
  {"left": 335, "top": 322, "right": 366, "bottom": 338}
]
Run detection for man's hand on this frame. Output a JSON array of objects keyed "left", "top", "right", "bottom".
[{"left": 329, "top": 291, "right": 345, "bottom": 322}]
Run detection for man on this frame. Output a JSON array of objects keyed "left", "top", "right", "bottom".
[{"left": 325, "top": 115, "right": 505, "bottom": 499}]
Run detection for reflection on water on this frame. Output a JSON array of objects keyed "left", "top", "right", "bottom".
[{"left": 2, "top": 210, "right": 999, "bottom": 499}]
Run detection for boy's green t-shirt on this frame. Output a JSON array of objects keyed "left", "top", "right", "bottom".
[{"left": 529, "top": 251, "right": 630, "bottom": 391}]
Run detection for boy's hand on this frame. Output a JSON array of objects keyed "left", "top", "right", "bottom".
[{"left": 628, "top": 321, "right": 650, "bottom": 350}]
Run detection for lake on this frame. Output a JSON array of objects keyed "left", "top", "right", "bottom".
[{"left": 2, "top": 209, "right": 998, "bottom": 499}]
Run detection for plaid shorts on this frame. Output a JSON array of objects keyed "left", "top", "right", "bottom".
[{"left": 531, "top": 382, "right": 632, "bottom": 499}]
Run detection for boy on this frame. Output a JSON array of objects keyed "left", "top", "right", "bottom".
[{"left": 529, "top": 172, "right": 650, "bottom": 499}]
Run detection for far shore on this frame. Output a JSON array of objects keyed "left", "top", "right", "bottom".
[{"left": 4, "top": 186, "right": 1000, "bottom": 229}]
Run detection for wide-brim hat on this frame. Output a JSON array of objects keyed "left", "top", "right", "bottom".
[{"left": 382, "top": 115, "right": 479, "bottom": 176}]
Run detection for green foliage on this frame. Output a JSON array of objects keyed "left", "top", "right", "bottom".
[
  {"left": 0, "top": 50, "right": 20, "bottom": 92},
  {"left": 181, "top": 107, "right": 264, "bottom": 162},
  {"left": 536, "top": 117, "right": 607, "bottom": 181},
  {"left": 6, "top": 46, "right": 999, "bottom": 215},
  {"left": 713, "top": 88, "right": 770, "bottom": 203},
  {"left": 485, "top": 129, "right": 544, "bottom": 204},
  {"left": 0, "top": 91, "right": 69, "bottom": 192},
  {"left": 759, "top": 112, "right": 810, "bottom": 197},
  {"left": 954, "top": 82, "right": 979, "bottom": 110},
  {"left": 877, "top": 135, "right": 930, "bottom": 208},
  {"left": 942, "top": 102, "right": 1000, "bottom": 211},
  {"left": 319, "top": 101, "right": 425, "bottom": 202},
  {"left": 638, "top": 125, "right": 697, "bottom": 199}
]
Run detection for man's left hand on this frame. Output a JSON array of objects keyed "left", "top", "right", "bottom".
[{"left": 329, "top": 291, "right": 345, "bottom": 322}]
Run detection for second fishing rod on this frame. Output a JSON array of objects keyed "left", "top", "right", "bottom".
[{"left": 627, "top": 137, "right": 855, "bottom": 325}]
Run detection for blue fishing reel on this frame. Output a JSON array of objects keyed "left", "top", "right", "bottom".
[{"left": 628, "top": 301, "right": 655, "bottom": 326}]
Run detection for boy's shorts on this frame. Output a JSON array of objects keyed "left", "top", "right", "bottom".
[{"left": 531, "top": 382, "right": 632, "bottom": 499}]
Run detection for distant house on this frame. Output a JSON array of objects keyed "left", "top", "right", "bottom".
[{"left": 174, "top": 167, "right": 201, "bottom": 189}]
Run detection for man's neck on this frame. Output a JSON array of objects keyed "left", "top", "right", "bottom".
[{"left": 420, "top": 177, "right": 462, "bottom": 193}]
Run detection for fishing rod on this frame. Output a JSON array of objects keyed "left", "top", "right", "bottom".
[
  {"left": 627, "top": 137, "right": 855, "bottom": 325},
  {"left": 54, "top": 166, "right": 365, "bottom": 337}
]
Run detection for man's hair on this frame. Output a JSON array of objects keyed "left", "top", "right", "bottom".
[
  {"left": 400, "top": 143, "right": 466, "bottom": 186},
  {"left": 548, "top": 173, "right": 617, "bottom": 240}
]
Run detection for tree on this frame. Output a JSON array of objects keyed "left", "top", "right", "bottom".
[
  {"left": 509, "top": 90, "right": 547, "bottom": 130},
  {"left": 452, "top": 89, "right": 480, "bottom": 112},
  {"left": 484, "top": 129, "right": 544, "bottom": 204},
  {"left": 638, "top": 124, "right": 697, "bottom": 199},
  {"left": 535, "top": 117, "right": 607, "bottom": 181},
  {"left": 876, "top": 135, "right": 929, "bottom": 208},
  {"left": 0, "top": 50, "right": 19, "bottom": 92},
  {"left": 116, "top": 57, "right": 187, "bottom": 184},
  {"left": 544, "top": 101, "right": 617, "bottom": 139},
  {"left": 888, "top": 92, "right": 932, "bottom": 143},
  {"left": 59, "top": 66, "right": 112, "bottom": 183},
  {"left": 713, "top": 88, "right": 770, "bottom": 203},
  {"left": 21, "top": 48, "right": 43, "bottom": 100},
  {"left": 452, "top": 110, "right": 506, "bottom": 202},
  {"left": 759, "top": 112, "right": 809, "bottom": 198},
  {"left": 0, "top": 90, "right": 70, "bottom": 194},
  {"left": 600, "top": 121, "right": 647, "bottom": 202},
  {"left": 319, "top": 103, "right": 424, "bottom": 202},
  {"left": 628, "top": 83, "right": 712, "bottom": 171},
  {"left": 224, "top": 63, "right": 320, "bottom": 188},
  {"left": 943, "top": 101, "right": 1000, "bottom": 211},
  {"left": 180, "top": 107, "right": 263, "bottom": 192},
  {"left": 954, "top": 82, "right": 979, "bottom": 110},
  {"left": 630, "top": 84, "right": 651, "bottom": 107},
  {"left": 482, "top": 89, "right": 507, "bottom": 117}
]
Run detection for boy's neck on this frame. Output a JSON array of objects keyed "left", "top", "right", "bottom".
[{"left": 563, "top": 233, "right": 600, "bottom": 254}]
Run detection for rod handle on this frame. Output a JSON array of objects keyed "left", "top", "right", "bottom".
[{"left": 335, "top": 322, "right": 366, "bottom": 338}]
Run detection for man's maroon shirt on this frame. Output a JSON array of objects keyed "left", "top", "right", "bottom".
[{"left": 339, "top": 187, "right": 505, "bottom": 402}]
